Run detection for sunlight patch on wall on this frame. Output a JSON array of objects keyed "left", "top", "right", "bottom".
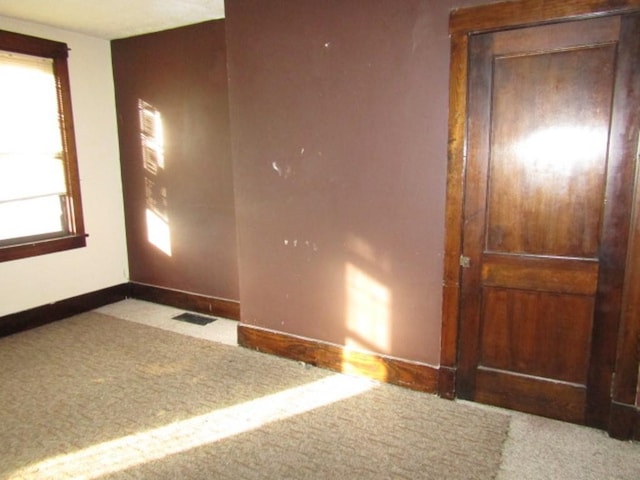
[
  {"left": 139, "top": 100, "right": 165, "bottom": 170},
  {"left": 145, "top": 207, "right": 172, "bottom": 256},
  {"left": 345, "top": 235, "right": 392, "bottom": 273},
  {"left": 9, "top": 374, "right": 376, "bottom": 480},
  {"left": 343, "top": 262, "right": 392, "bottom": 382},
  {"left": 139, "top": 100, "right": 171, "bottom": 256},
  {"left": 345, "top": 263, "right": 391, "bottom": 353}
]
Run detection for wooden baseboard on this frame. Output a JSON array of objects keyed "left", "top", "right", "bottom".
[
  {"left": 608, "top": 400, "right": 640, "bottom": 441},
  {"left": 238, "top": 323, "right": 439, "bottom": 393},
  {"left": 1, "top": 282, "right": 240, "bottom": 337},
  {"left": 0, "top": 283, "right": 129, "bottom": 337},
  {"left": 438, "top": 365, "right": 457, "bottom": 399},
  {"left": 128, "top": 282, "right": 240, "bottom": 321}
]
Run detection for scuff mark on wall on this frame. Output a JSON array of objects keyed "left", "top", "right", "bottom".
[
  {"left": 283, "top": 238, "right": 319, "bottom": 252},
  {"left": 271, "top": 160, "right": 292, "bottom": 178}
]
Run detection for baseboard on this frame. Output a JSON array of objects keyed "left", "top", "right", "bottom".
[
  {"left": 438, "top": 365, "right": 457, "bottom": 399},
  {"left": 1, "top": 282, "right": 240, "bottom": 337},
  {"left": 128, "top": 282, "right": 240, "bottom": 321},
  {"left": 608, "top": 400, "right": 640, "bottom": 441},
  {"left": 0, "top": 283, "right": 129, "bottom": 337},
  {"left": 238, "top": 323, "right": 439, "bottom": 393}
]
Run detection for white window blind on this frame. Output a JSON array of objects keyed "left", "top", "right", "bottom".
[{"left": 0, "top": 50, "right": 67, "bottom": 241}]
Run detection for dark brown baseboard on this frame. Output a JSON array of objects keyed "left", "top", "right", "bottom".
[
  {"left": 0, "top": 283, "right": 129, "bottom": 337},
  {"left": 128, "top": 282, "right": 240, "bottom": 321},
  {"left": 438, "top": 365, "right": 456, "bottom": 399},
  {"left": 238, "top": 323, "right": 439, "bottom": 393},
  {"left": 1, "top": 282, "right": 240, "bottom": 338},
  {"left": 608, "top": 400, "right": 640, "bottom": 441}
]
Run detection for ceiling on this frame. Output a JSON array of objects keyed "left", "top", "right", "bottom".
[{"left": 0, "top": 0, "right": 225, "bottom": 40}]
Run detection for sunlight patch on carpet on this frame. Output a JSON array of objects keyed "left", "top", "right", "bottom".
[{"left": 9, "top": 374, "right": 376, "bottom": 480}]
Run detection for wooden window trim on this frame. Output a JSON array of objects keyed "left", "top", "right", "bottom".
[
  {"left": 0, "top": 29, "right": 86, "bottom": 263},
  {"left": 0, "top": 235, "right": 86, "bottom": 263}
]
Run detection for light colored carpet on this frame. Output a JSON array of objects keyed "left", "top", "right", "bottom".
[
  {"left": 497, "top": 412, "right": 640, "bottom": 480},
  {"left": 0, "top": 312, "right": 509, "bottom": 480},
  {"left": 99, "top": 300, "right": 640, "bottom": 479}
]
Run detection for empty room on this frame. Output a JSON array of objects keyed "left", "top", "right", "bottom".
[{"left": 1, "top": 0, "right": 639, "bottom": 478}]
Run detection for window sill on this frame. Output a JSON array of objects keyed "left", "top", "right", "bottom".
[{"left": 0, "top": 234, "right": 88, "bottom": 263}]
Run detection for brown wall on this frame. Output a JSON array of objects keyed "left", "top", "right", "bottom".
[
  {"left": 226, "top": 0, "right": 490, "bottom": 364},
  {"left": 112, "top": 20, "right": 239, "bottom": 301}
]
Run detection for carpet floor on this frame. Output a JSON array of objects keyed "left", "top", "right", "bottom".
[{"left": 0, "top": 312, "right": 509, "bottom": 480}]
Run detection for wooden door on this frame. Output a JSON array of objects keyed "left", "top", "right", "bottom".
[{"left": 456, "top": 14, "right": 640, "bottom": 426}]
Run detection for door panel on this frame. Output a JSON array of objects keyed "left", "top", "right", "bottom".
[
  {"left": 480, "top": 288, "right": 594, "bottom": 383},
  {"left": 457, "top": 14, "right": 640, "bottom": 425},
  {"left": 474, "top": 367, "right": 586, "bottom": 424},
  {"left": 487, "top": 46, "right": 614, "bottom": 257},
  {"left": 481, "top": 254, "right": 599, "bottom": 296}
]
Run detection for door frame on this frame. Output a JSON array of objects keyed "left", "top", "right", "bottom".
[{"left": 440, "top": 0, "right": 640, "bottom": 440}]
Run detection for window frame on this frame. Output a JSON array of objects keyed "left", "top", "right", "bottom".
[{"left": 0, "top": 29, "right": 86, "bottom": 263}]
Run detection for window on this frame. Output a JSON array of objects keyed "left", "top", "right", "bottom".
[{"left": 0, "top": 29, "right": 86, "bottom": 262}]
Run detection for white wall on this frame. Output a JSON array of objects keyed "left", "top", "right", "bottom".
[{"left": 0, "top": 16, "right": 128, "bottom": 316}]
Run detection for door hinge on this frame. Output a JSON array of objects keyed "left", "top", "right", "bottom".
[{"left": 459, "top": 255, "right": 471, "bottom": 268}]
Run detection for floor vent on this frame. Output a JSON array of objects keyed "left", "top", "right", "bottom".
[{"left": 172, "top": 312, "right": 217, "bottom": 326}]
